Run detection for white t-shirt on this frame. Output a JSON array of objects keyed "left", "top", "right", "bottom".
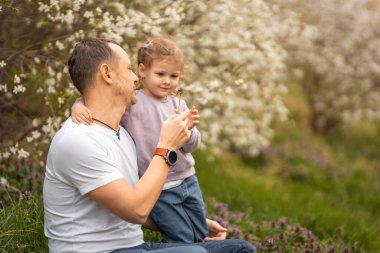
[{"left": 43, "top": 118, "right": 144, "bottom": 253}]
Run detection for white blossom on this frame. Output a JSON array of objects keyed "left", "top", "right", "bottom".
[
  {"left": 13, "top": 84, "right": 26, "bottom": 94},
  {"left": 27, "top": 130, "right": 42, "bottom": 142},
  {"left": 83, "top": 11, "right": 93, "bottom": 19},
  {"left": 18, "top": 148, "right": 30, "bottom": 159},
  {"left": 64, "top": 10, "right": 74, "bottom": 26},
  {"left": 55, "top": 40, "right": 64, "bottom": 50},
  {"left": 1, "top": 152, "right": 10, "bottom": 159},
  {"left": 0, "top": 60, "right": 6, "bottom": 68},
  {"left": 0, "top": 177, "right": 9, "bottom": 187},
  {"left": 14, "top": 74, "right": 21, "bottom": 84},
  {"left": 73, "top": 0, "right": 85, "bottom": 12},
  {"left": 32, "top": 118, "right": 41, "bottom": 127},
  {"left": 37, "top": 3, "right": 50, "bottom": 13},
  {"left": 58, "top": 97, "right": 64, "bottom": 105},
  {"left": 0, "top": 84, "right": 7, "bottom": 92},
  {"left": 9, "top": 144, "right": 18, "bottom": 155}
]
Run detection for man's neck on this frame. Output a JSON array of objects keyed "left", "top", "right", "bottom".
[{"left": 84, "top": 97, "right": 126, "bottom": 130}]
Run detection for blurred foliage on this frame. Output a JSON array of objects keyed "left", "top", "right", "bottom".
[{"left": 276, "top": 0, "right": 380, "bottom": 132}]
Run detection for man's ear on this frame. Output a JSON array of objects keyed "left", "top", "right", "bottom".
[
  {"left": 100, "top": 64, "right": 113, "bottom": 84},
  {"left": 138, "top": 63, "right": 146, "bottom": 78}
]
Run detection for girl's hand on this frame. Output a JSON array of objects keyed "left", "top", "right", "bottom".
[
  {"left": 71, "top": 101, "right": 93, "bottom": 125},
  {"left": 204, "top": 218, "right": 228, "bottom": 241},
  {"left": 187, "top": 106, "right": 200, "bottom": 130}
]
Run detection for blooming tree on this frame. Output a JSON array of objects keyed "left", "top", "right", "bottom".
[
  {"left": 174, "top": 0, "right": 290, "bottom": 156},
  {"left": 0, "top": 0, "right": 293, "bottom": 196},
  {"left": 278, "top": 0, "right": 380, "bottom": 132}
]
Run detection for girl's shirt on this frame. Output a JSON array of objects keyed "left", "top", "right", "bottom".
[{"left": 121, "top": 89, "right": 201, "bottom": 182}]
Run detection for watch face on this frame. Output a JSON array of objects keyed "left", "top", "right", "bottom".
[{"left": 167, "top": 150, "right": 178, "bottom": 165}]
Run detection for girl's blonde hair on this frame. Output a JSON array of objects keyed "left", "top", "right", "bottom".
[{"left": 137, "top": 37, "right": 183, "bottom": 70}]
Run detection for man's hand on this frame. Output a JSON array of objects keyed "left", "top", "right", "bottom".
[
  {"left": 157, "top": 112, "right": 191, "bottom": 150},
  {"left": 204, "top": 218, "right": 228, "bottom": 241},
  {"left": 71, "top": 99, "right": 93, "bottom": 125}
]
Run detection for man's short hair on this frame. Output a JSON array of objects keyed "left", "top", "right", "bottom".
[{"left": 68, "top": 38, "right": 118, "bottom": 94}]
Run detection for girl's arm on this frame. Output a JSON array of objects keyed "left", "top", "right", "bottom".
[
  {"left": 181, "top": 126, "right": 201, "bottom": 153},
  {"left": 204, "top": 218, "right": 228, "bottom": 241},
  {"left": 71, "top": 98, "right": 93, "bottom": 125}
]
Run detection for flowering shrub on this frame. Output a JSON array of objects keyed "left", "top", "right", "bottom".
[
  {"left": 278, "top": 0, "right": 380, "bottom": 132},
  {"left": 0, "top": 0, "right": 294, "bottom": 198}
]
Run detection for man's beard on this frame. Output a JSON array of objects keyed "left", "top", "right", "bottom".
[{"left": 130, "top": 94, "right": 138, "bottom": 105}]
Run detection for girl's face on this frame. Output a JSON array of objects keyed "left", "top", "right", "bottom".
[{"left": 139, "top": 57, "right": 181, "bottom": 99}]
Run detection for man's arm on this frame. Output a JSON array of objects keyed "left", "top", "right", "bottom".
[
  {"left": 141, "top": 217, "right": 228, "bottom": 240},
  {"left": 88, "top": 113, "right": 191, "bottom": 224},
  {"left": 142, "top": 216, "right": 158, "bottom": 231}
]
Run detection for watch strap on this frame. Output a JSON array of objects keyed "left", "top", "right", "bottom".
[{"left": 154, "top": 147, "right": 168, "bottom": 157}]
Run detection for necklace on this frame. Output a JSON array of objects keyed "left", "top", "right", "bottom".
[{"left": 92, "top": 118, "right": 120, "bottom": 140}]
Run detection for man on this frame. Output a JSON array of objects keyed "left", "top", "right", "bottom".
[{"left": 43, "top": 38, "right": 255, "bottom": 253}]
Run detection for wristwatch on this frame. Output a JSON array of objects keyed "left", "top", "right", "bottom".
[{"left": 154, "top": 148, "right": 177, "bottom": 166}]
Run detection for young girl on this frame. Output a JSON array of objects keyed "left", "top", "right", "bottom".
[{"left": 71, "top": 37, "right": 210, "bottom": 243}]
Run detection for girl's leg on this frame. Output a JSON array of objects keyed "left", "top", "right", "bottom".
[
  {"left": 150, "top": 185, "right": 196, "bottom": 243},
  {"left": 181, "top": 175, "right": 209, "bottom": 242}
]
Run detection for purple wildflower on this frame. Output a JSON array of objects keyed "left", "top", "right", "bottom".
[
  {"left": 230, "top": 224, "right": 242, "bottom": 238},
  {"left": 328, "top": 246, "right": 335, "bottom": 253},
  {"left": 217, "top": 203, "right": 229, "bottom": 218},
  {"left": 22, "top": 190, "right": 32, "bottom": 200},
  {"left": 278, "top": 217, "right": 287, "bottom": 227},
  {"left": 253, "top": 242, "right": 263, "bottom": 251},
  {"left": 230, "top": 212, "right": 245, "bottom": 222},
  {"left": 266, "top": 237, "right": 275, "bottom": 246}
]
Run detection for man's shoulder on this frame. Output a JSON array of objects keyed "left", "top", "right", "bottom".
[
  {"left": 51, "top": 118, "right": 104, "bottom": 153},
  {"left": 55, "top": 118, "right": 93, "bottom": 140}
]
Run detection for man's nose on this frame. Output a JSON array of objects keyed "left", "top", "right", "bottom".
[
  {"left": 133, "top": 73, "right": 139, "bottom": 88},
  {"left": 134, "top": 72, "right": 139, "bottom": 80}
]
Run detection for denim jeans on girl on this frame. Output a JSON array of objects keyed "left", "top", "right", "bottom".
[
  {"left": 150, "top": 175, "right": 209, "bottom": 243},
  {"left": 111, "top": 239, "right": 255, "bottom": 253}
]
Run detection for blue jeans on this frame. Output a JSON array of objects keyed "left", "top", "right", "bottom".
[
  {"left": 111, "top": 239, "right": 255, "bottom": 253},
  {"left": 150, "top": 175, "right": 209, "bottom": 243}
]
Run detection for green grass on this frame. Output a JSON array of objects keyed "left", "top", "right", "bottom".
[
  {"left": 193, "top": 123, "right": 380, "bottom": 252},
  {"left": 0, "top": 196, "right": 47, "bottom": 253}
]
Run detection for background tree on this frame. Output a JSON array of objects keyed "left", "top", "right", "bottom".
[
  {"left": 0, "top": 0, "right": 293, "bottom": 196},
  {"left": 278, "top": 0, "right": 380, "bottom": 132}
]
